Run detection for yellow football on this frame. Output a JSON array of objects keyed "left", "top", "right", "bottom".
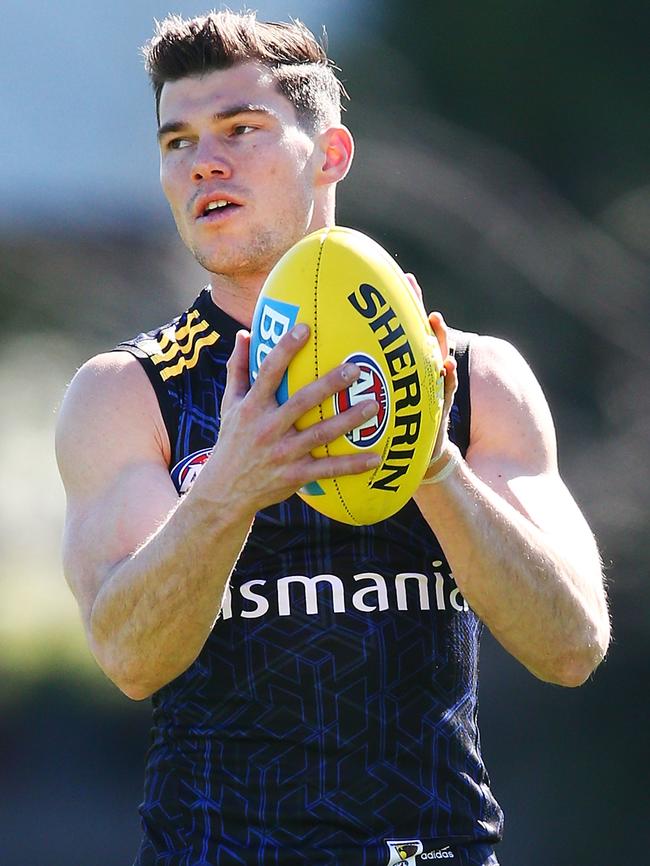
[{"left": 249, "top": 226, "right": 444, "bottom": 525}]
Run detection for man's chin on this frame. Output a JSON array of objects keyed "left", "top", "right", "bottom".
[
  {"left": 193, "top": 239, "right": 296, "bottom": 279},
  {"left": 196, "top": 255, "right": 270, "bottom": 280}
]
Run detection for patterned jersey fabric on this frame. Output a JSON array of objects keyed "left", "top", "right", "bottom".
[{"left": 116, "top": 288, "right": 503, "bottom": 866}]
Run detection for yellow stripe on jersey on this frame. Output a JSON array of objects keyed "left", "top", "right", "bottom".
[
  {"left": 151, "top": 310, "right": 207, "bottom": 365},
  {"left": 143, "top": 308, "right": 221, "bottom": 380},
  {"left": 159, "top": 330, "right": 220, "bottom": 381},
  {"left": 174, "top": 308, "right": 202, "bottom": 343}
]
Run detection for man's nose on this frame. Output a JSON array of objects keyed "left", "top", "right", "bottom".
[{"left": 191, "top": 141, "right": 232, "bottom": 182}]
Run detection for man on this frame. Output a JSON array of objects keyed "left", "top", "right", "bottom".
[{"left": 55, "top": 10, "right": 610, "bottom": 866}]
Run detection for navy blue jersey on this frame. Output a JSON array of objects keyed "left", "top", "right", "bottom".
[{"left": 116, "top": 288, "right": 503, "bottom": 866}]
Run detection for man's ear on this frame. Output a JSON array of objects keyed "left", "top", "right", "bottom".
[{"left": 314, "top": 125, "right": 354, "bottom": 186}]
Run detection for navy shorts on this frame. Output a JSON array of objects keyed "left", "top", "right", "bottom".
[{"left": 134, "top": 839, "right": 500, "bottom": 865}]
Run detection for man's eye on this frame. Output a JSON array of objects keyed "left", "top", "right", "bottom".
[
  {"left": 167, "top": 138, "right": 192, "bottom": 150},
  {"left": 232, "top": 125, "right": 256, "bottom": 136}
]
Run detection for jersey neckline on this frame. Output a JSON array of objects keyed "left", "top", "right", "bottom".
[{"left": 195, "top": 286, "right": 248, "bottom": 345}]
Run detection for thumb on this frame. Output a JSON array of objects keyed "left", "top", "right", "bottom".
[{"left": 224, "top": 330, "right": 252, "bottom": 406}]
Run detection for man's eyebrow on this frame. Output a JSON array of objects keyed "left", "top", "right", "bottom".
[
  {"left": 213, "top": 104, "right": 279, "bottom": 122},
  {"left": 157, "top": 121, "right": 189, "bottom": 140},
  {"left": 157, "top": 105, "right": 278, "bottom": 140}
]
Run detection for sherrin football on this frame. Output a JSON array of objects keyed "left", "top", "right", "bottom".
[{"left": 249, "top": 226, "right": 444, "bottom": 525}]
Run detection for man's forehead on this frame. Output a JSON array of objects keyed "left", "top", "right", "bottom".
[{"left": 158, "top": 62, "right": 290, "bottom": 123}]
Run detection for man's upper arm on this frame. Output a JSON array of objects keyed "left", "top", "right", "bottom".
[
  {"left": 56, "top": 351, "right": 178, "bottom": 630},
  {"left": 466, "top": 335, "right": 601, "bottom": 567}
]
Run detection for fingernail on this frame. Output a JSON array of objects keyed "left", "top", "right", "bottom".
[
  {"left": 292, "top": 323, "right": 309, "bottom": 340},
  {"left": 361, "top": 400, "right": 378, "bottom": 419},
  {"left": 341, "top": 363, "right": 360, "bottom": 381},
  {"left": 366, "top": 454, "right": 381, "bottom": 468}
]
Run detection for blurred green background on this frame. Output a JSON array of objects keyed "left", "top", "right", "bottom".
[{"left": 1, "top": 1, "right": 648, "bottom": 863}]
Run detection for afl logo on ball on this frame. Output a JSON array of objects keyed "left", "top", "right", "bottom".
[
  {"left": 170, "top": 448, "right": 212, "bottom": 495},
  {"left": 335, "top": 353, "right": 390, "bottom": 448}
]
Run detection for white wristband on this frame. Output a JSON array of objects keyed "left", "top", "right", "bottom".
[{"left": 420, "top": 446, "right": 462, "bottom": 485}]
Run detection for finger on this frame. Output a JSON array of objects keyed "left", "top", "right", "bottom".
[
  {"left": 428, "top": 311, "right": 450, "bottom": 363},
  {"left": 224, "top": 330, "right": 252, "bottom": 406},
  {"left": 442, "top": 356, "right": 458, "bottom": 406},
  {"left": 431, "top": 356, "right": 458, "bottom": 459},
  {"left": 298, "top": 450, "right": 381, "bottom": 485},
  {"left": 404, "top": 272, "right": 424, "bottom": 305},
  {"left": 289, "top": 398, "right": 380, "bottom": 457},
  {"left": 251, "top": 323, "right": 310, "bottom": 399},
  {"left": 277, "top": 360, "right": 361, "bottom": 429}
]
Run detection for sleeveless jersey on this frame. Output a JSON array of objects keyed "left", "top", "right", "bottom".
[{"left": 116, "top": 287, "right": 503, "bottom": 866}]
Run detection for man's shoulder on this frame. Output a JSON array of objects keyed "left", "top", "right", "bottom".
[
  {"left": 465, "top": 333, "right": 540, "bottom": 400},
  {"left": 58, "top": 300, "right": 211, "bottom": 452},
  {"left": 58, "top": 351, "right": 162, "bottom": 429},
  {"left": 463, "top": 332, "right": 557, "bottom": 465},
  {"left": 56, "top": 349, "right": 171, "bottom": 483},
  {"left": 448, "top": 327, "right": 519, "bottom": 363}
]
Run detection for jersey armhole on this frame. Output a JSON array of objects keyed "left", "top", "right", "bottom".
[{"left": 449, "top": 330, "right": 473, "bottom": 457}]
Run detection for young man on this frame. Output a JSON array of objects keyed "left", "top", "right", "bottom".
[{"left": 56, "top": 11, "right": 610, "bottom": 866}]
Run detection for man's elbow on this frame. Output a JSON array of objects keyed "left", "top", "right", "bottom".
[
  {"left": 89, "top": 637, "right": 161, "bottom": 702},
  {"left": 547, "top": 655, "right": 601, "bottom": 688},
  {"left": 96, "top": 653, "right": 159, "bottom": 701},
  {"left": 118, "top": 680, "right": 157, "bottom": 702},
  {"left": 540, "top": 625, "right": 611, "bottom": 688}
]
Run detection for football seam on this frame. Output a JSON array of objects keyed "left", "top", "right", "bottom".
[
  {"left": 313, "top": 239, "right": 322, "bottom": 384},
  {"left": 315, "top": 233, "right": 357, "bottom": 524}
]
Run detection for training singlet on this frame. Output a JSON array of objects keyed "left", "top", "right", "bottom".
[{"left": 116, "top": 288, "right": 503, "bottom": 866}]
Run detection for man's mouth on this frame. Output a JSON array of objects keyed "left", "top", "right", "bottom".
[
  {"left": 204, "top": 199, "right": 230, "bottom": 215},
  {"left": 196, "top": 197, "right": 242, "bottom": 220}
]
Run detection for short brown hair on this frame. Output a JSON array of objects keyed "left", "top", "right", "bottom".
[{"left": 142, "top": 10, "right": 347, "bottom": 133}]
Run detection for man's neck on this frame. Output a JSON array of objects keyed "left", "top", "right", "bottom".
[
  {"left": 208, "top": 274, "right": 265, "bottom": 329},
  {"left": 206, "top": 209, "right": 336, "bottom": 327}
]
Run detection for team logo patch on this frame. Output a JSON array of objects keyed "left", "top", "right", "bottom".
[
  {"left": 386, "top": 840, "right": 424, "bottom": 865},
  {"left": 385, "top": 840, "right": 455, "bottom": 864},
  {"left": 170, "top": 448, "right": 212, "bottom": 494},
  {"left": 334, "top": 353, "right": 389, "bottom": 448}
]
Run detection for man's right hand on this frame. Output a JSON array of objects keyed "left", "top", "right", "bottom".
[{"left": 196, "top": 323, "right": 380, "bottom": 521}]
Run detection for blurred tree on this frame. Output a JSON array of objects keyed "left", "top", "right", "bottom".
[{"left": 353, "top": 0, "right": 650, "bottom": 213}]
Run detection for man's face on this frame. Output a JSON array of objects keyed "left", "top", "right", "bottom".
[{"left": 158, "top": 63, "right": 319, "bottom": 278}]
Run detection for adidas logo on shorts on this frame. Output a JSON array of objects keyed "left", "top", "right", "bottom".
[{"left": 386, "top": 840, "right": 455, "bottom": 865}]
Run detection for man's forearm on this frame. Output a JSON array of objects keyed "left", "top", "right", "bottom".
[
  {"left": 414, "top": 451, "right": 609, "bottom": 686},
  {"left": 89, "top": 490, "right": 254, "bottom": 700}
]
